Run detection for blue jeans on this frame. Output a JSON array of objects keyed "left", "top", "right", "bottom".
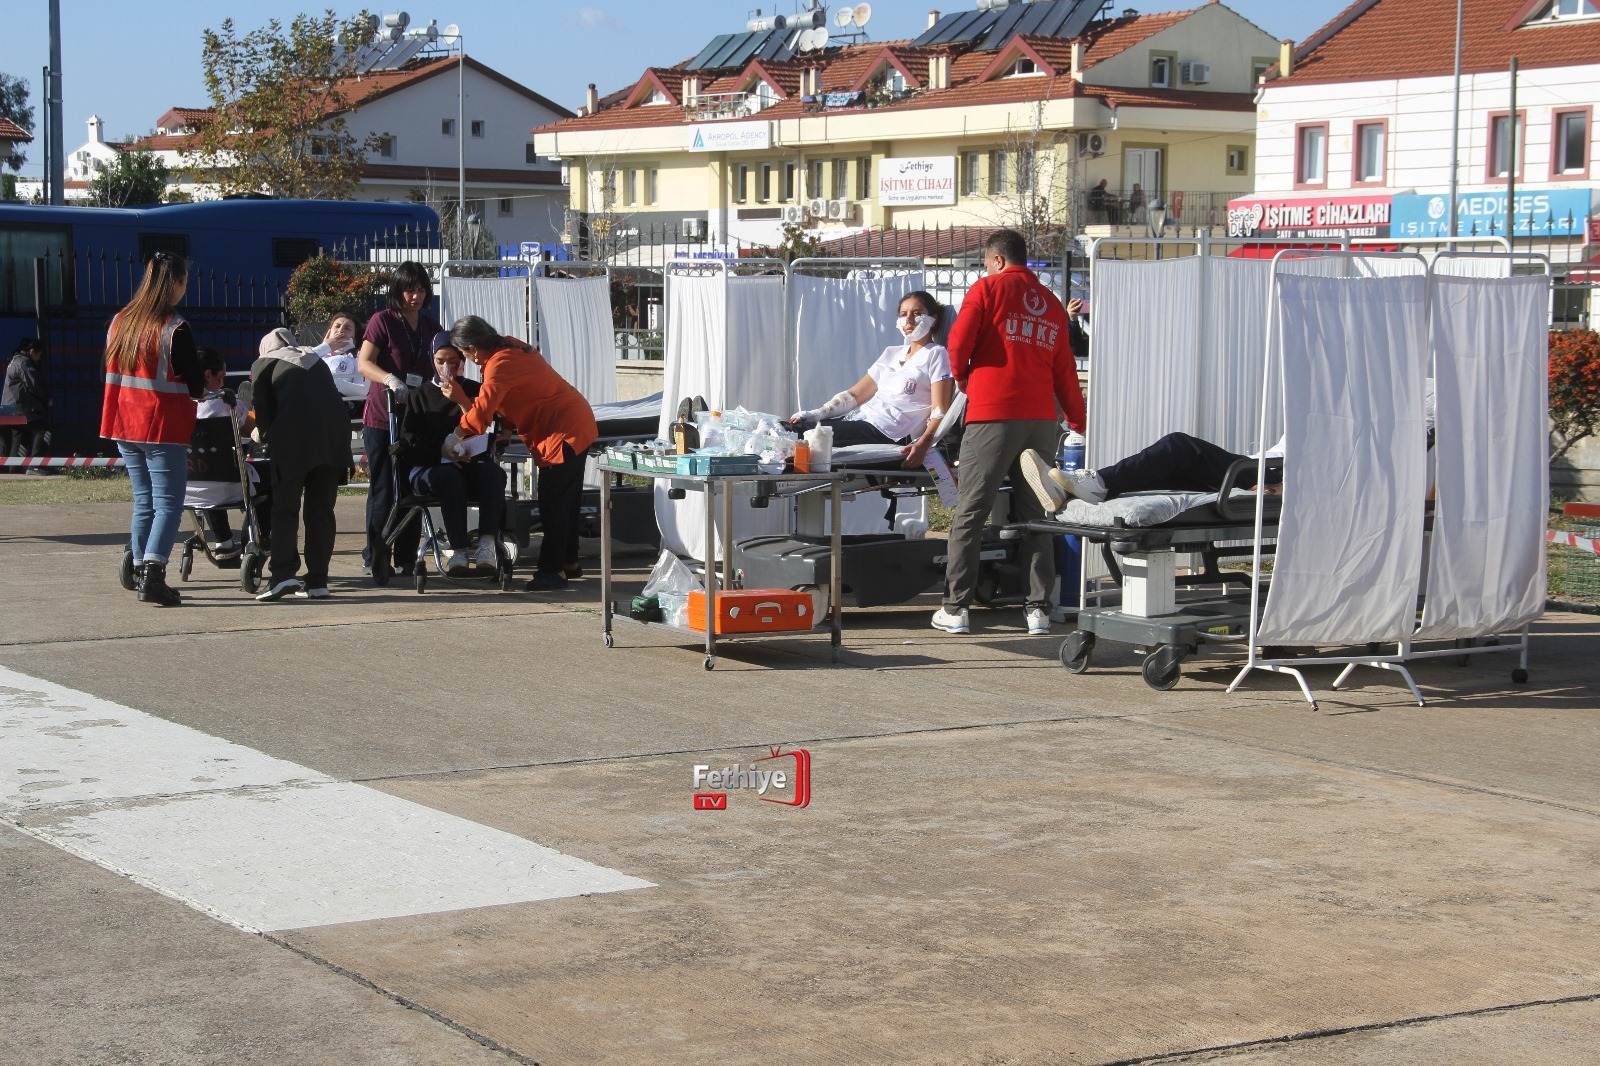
[{"left": 118, "top": 441, "right": 189, "bottom": 565}]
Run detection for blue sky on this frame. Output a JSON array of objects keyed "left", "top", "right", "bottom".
[{"left": 5, "top": 1, "right": 1346, "bottom": 179}]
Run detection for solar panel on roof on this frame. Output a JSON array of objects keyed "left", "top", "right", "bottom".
[
  {"left": 689, "top": 33, "right": 739, "bottom": 70},
  {"left": 975, "top": 0, "right": 1104, "bottom": 51},
  {"left": 911, "top": 9, "right": 999, "bottom": 48}
]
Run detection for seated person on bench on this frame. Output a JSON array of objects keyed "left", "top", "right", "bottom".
[
  {"left": 1020, "top": 431, "right": 1284, "bottom": 512},
  {"left": 393, "top": 332, "right": 506, "bottom": 574},
  {"left": 788, "top": 290, "right": 955, "bottom": 468}
]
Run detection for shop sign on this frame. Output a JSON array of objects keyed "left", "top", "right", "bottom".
[
  {"left": 878, "top": 157, "right": 956, "bottom": 206},
  {"left": 1226, "top": 194, "right": 1392, "bottom": 239},
  {"left": 687, "top": 121, "right": 771, "bottom": 152},
  {"left": 1391, "top": 188, "right": 1591, "bottom": 238}
]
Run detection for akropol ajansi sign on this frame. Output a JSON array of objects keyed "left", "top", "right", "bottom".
[
  {"left": 878, "top": 157, "right": 956, "bottom": 206},
  {"left": 1226, "top": 194, "right": 1393, "bottom": 240}
]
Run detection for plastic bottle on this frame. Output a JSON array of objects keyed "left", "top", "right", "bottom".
[{"left": 1060, "top": 431, "right": 1086, "bottom": 473}]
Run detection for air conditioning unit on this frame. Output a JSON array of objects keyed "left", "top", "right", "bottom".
[
  {"left": 1078, "top": 132, "right": 1107, "bottom": 157},
  {"left": 1180, "top": 61, "right": 1211, "bottom": 85},
  {"left": 781, "top": 204, "right": 808, "bottom": 224},
  {"left": 807, "top": 197, "right": 829, "bottom": 218},
  {"left": 681, "top": 217, "right": 708, "bottom": 240},
  {"left": 827, "top": 198, "right": 855, "bottom": 221}
]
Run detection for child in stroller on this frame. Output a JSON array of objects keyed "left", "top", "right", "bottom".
[{"left": 178, "top": 348, "right": 271, "bottom": 587}]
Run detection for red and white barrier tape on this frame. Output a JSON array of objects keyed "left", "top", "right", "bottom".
[
  {"left": 1548, "top": 529, "right": 1600, "bottom": 556},
  {"left": 0, "top": 456, "right": 124, "bottom": 470}
]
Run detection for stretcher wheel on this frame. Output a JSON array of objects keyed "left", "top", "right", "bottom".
[
  {"left": 371, "top": 554, "right": 392, "bottom": 587},
  {"left": 178, "top": 550, "right": 194, "bottom": 582},
  {"left": 119, "top": 549, "right": 137, "bottom": 591},
  {"left": 703, "top": 656, "right": 715, "bottom": 671},
  {"left": 1511, "top": 668, "right": 1529, "bottom": 684},
  {"left": 1142, "top": 646, "right": 1183, "bottom": 690},
  {"left": 604, "top": 632, "right": 614, "bottom": 648},
  {"left": 240, "top": 551, "right": 264, "bottom": 593},
  {"left": 415, "top": 567, "right": 428, "bottom": 594},
  {"left": 1060, "top": 631, "right": 1095, "bottom": 674}
]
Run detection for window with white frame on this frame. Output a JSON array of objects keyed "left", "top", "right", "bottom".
[
  {"left": 470, "top": 120, "right": 484, "bottom": 138},
  {"left": 1489, "top": 113, "right": 1523, "bottom": 179},
  {"left": 885, "top": 66, "right": 907, "bottom": 93},
  {"left": 1531, "top": 0, "right": 1600, "bottom": 21},
  {"left": 758, "top": 163, "right": 773, "bottom": 202},
  {"left": 783, "top": 162, "right": 797, "bottom": 202},
  {"left": 807, "top": 159, "right": 824, "bottom": 199},
  {"left": 441, "top": 118, "right": 454, "bottom": 136},
  {"left": 1554, "top": 110, "right": 1589, "bottom": 175},
  {"left": 645, "top": 168, "right": 659, "bottom": 204},
  {"left": 1295, "top": 124, "right": 1326, "bottom": 185},
  {"left": 1354, "top": 122, "right": 1386, "bottom": 183},
  {"left": 624, "top": 169, "right": 637, "bottom": 206},
  {"left": 1009, "top": 57, "right": 1038, "bottom": 77},
  {"left": 832, "top": 159, "right": 849, "bottom": 200},
  {"left": 734, "top": 164, "right": 750, "bottom": 203},
  {"left": 752, "top": 80, "right": 778, "bottom": 112},
  {"left": 498, "top": 197, "right": 514, "bottom": 218},
  {"left": 1150, "top": 53, "right": 1174, "bottom": 88},
  {"left": 856, "top": 156, "right": 872, "bottom": 200},
  {"left": 1017, "top": 147, "right": 1035, "bottom": 193},
  {"left": 961, "top": 151, "right": 981, "bottom": 196},
  {"left": 374, "top": 135, "right": 395, "bottom": 159},
  {"left": 991, "top": 150, "right": 1009, "bottom": 195}
]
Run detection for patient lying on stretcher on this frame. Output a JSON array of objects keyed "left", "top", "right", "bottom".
[
  {"left": 1019, "top": 432, "right": 1284, "bottom": 514},
  {"left": 788, "top": 290, "right": 955, "bottom": 469}
]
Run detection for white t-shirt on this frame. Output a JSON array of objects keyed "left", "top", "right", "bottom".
[
  {"left": 849, "top": 342, "right": 953, "bottom": 441},
  {"left": 183, "top": 396, "right": 257, "bottom": 509},
  {"left": 317, "top": 343, "right": 368, "bottom": 402}
]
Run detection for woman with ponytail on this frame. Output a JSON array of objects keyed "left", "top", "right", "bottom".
[{"left": 101, "top": 251, "right": 206, "bottom": 606}]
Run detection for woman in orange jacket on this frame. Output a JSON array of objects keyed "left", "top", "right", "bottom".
[
  {"left": 444, "top": 315, "right": 596, "bottom": 592},
  {"left": 101, "top": 251, "right": 206, "bottom": 606}
]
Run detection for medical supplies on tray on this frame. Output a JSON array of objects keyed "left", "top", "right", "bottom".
[{"left": 606, "top": 407, "right": 803, "bottom": 476}]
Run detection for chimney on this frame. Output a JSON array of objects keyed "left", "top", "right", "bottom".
[
  {"left": 1070, "top": 39, "right": 1087, "bottom": 81},
  {"left": 586, "top": 83, "right": 599, "bottom": 112},
  {"left": 1278, "top": 39, "right": 1293, "bottom": 78},
  {"left": 685, "top": 75, "right": 702, "bottom": 105},
  {"left": 87, "top": 114, "right": 104, "bottom": 144},
  {"left": 928, "top": 9, "right": 940, "bottom": 29},
  {"left": 927, "top": 56, "right": 948, "bottom": 91}
]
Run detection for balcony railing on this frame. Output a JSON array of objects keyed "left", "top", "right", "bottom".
[{"left": 1083, "top": 189, "right": 1236, "bottom": 229}]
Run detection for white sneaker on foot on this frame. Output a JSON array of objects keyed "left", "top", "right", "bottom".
[
  {"left": 473, "top": 536, "right": 497, "bottom": 567},
  {"left": 1060, "top": 467, "right": 1108, "bottom": 505},
  {"left": 295, "top": 585, "right": 332, "bottom": 599},
  {"left": 256, "top": 578, "right": 302, "bottom": 602},
  {"left": 931, "top": 606, "right": 970, "bottom": 634},
  {"left": 441, "top": 549, "right": 469, "bottom": 575},
  {"left": 1025, "top": 607, "right": 1051, "bottom": 635},
  {"left": 1018, "top": 449, "right": 1069, "bottom": 512}
]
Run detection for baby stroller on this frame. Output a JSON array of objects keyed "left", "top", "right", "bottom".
[
  {"left": 179, "top": 389, "right": 269, "bottom": 592},
  {"left": 371, "top": 390, "right": 516, "bottom": 593}
]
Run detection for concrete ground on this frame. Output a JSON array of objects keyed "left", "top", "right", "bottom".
[{"left": 3, "top": 499, "right": 1598, "bottom": 1066}]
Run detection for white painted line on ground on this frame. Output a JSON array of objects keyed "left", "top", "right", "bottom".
[{"left": 0, "top": 665, "right": 654, "bottom": 932}]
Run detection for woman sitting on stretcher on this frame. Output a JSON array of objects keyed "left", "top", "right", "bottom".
[{"left": 788, "top": 290, "right": 955, "bottom": 469}]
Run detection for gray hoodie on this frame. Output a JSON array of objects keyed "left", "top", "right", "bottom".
[{"left": 256, "top": 327, "right": 322, "bottom": 369}]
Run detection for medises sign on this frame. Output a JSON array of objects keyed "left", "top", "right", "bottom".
[
  {"left": 1391, "top": 188, "right": 1592, "bottom": 238},
  {"left": 687, "top": 121, "right": 772, "bottom": 153},
  {"left": 1225, "top": 193, "right": 1393, "bottom": 240},
  {"left": 878, "top": 156, "right": 956, "bottom": 206}
]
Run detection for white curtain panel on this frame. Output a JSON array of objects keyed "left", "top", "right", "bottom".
[
  {"left": 1417, "top": 274, "right": 1549, "bottom": 638},
  {"left": 1430, "top": 255, "right": 1515, "bottom": 279},
  {"left": 439, "top": 276, "right": 531, "bottom": 383},
  {"left": 791, "top": 272, "right": 924, "bottom": 413},
  {"left": 1258, "top": 272, "right": 1430, "bottom": 645},
  {"left": 654, "top": 272, "right": 791, "bottom": 561},
  {"left": 533, "top": 276, "right": 617, "bottom": 405},
  {"left": 1200, "top": 258, "right": 1281, "bottom": 452}
]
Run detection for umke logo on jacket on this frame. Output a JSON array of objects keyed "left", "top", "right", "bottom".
[{"left": 1004, "top": 287, "right": 1060, "bottom": 350}]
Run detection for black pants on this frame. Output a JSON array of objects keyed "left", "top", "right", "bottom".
[
  {"left": 536, "top": 444, "right": 584, "bottom": 577},
  {"left": 7, "top": 420, "right": 50, "bottom": 458},
  {"left": 270, "top": 463, "right": 340, "bottom": 586},
  {"left": 364, "top": 425, "right": 420, "bottom": 571},
  {"left": 820, "top": 417, "right": 901, "bottom": 447},
  {"left": 1099, "top": 432, "right": 1252, "bottom": 498},
  {"left": 410, "top": 459, "right": 506, "bottom": 552}
]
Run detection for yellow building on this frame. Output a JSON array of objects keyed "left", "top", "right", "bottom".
[{"left": 532, "top": 1, "right": 1279, "bottom": 260}]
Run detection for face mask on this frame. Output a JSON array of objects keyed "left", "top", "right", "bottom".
[{"left": 897, "top": 314, "right": 935, "bottom": 342}]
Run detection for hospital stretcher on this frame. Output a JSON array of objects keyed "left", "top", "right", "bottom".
[{"left": 1007, "top": 457, "right": 1283, "bottom": 690}]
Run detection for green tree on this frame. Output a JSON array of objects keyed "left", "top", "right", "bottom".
[
  {"left": 0, "top": 71, "right": 32, "bottom": 173},
  {"left": 87, "top": 150, "right": 171, "bottom": 207},
  {"left": 195, "top": 10, "right": 385, "bottom": 199}
]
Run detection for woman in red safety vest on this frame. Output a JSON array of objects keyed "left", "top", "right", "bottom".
[{"left": 101, "top": 251, "right": 206, "bottom": 606}]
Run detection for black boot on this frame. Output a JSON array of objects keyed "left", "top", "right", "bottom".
[{"left": 137, "top": 561, "right": 182, "bottom": 607}]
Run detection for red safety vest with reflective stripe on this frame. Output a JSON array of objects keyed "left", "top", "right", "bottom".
[{"left": 100, "top": 313, "right": 195, "bottom": 445}]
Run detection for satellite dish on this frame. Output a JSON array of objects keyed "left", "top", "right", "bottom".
[
  {"left": 834, "top": 7, "right": 854, "bottom": 27},
  {"left": 442, "top": 23, "right": 460, "bottom": 39},
  {"left": 853, "top": 3, "right": 873, "bottom": 28},
  {"left": 804, "top": 28, "right": 828, "bottom": 50}
]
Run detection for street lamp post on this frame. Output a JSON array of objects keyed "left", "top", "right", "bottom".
[{"left": 1147, "top": 199, "right": 1168, "bottom": 260}]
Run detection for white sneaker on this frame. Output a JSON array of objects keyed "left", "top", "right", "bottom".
[
  {"left": 1025, "top": 607, "right": 1051, "bottom": 635},
  {"left": 1018, "top": 449, "right": 1069, "bottom": 512},
  {"left": 931, "top": 606, "right": 970, "bottom": 634},
  {"left": 1061, "top": 467, "right": 1108, "bottom": 505},
  {"left": 473, "top": 536, "right": 497, "bottom": 567},
  {"left": 441, "top": 549, "right": 469, "bottom": 575},
  {"left": 256, "top": 578, "right": 302, "bottom": 602}
]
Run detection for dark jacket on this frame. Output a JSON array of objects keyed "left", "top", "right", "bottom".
[
  {"left": 3, "top": 352, "right": 48, "bottom": 420},
  {"left": 392, "top": 376, "right": 482, "bottom": 474},
  {"left": 250, "top": 329, "right": 351, "bottom": 482}
]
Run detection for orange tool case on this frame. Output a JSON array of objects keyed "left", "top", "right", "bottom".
[{"left": 688, "top": 589, "right": 813, "bottom": 634}]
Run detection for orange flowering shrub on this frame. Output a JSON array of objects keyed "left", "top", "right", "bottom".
[
  {"left": 285, "top": 254, "right": 384, "bottom": 331},
  {"left": 1550, "top": 328, "right": 1600, "bottom": 462}
]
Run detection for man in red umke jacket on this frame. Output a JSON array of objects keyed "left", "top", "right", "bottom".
[{"left": 934, "top": 229, "right": 1085, "bottom": 637}]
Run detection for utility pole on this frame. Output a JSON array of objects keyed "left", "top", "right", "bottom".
[
  {"left": 1505, "top": 57, "right": 1518, "bottom": 250},
  {"left": 1447, "top": 0, "right": 1462, "bottom": 247},
  {"left": 48, "top": 0, "right": 64, "bottom": 206}
]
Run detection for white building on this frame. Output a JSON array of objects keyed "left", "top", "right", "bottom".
[
  {"left": 1243, "top": 0, "right": 1598, "bottom": 286},
  {"left": 17, "top": 55, "right": 573, "bottom": 247}
]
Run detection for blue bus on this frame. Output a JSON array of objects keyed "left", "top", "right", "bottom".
[{"left": 0, "top": 198, "right": 440, "bottom": 454}]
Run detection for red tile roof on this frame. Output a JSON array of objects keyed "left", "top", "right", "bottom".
[
  {"left": 816, "top": 225, "right": 999, "bottom": 259},
  {"left": 1082, "top": 8, "right": 1198, "bottom": 66},
  {"left": 156, "top": 107, "right": 214, "bottom": 131},
  {"left": 0, "top": 116, "right": 32, "bottom": 141},
  {"left": 1277, "top": 0, "right": 1600, "bottom": 85}
]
